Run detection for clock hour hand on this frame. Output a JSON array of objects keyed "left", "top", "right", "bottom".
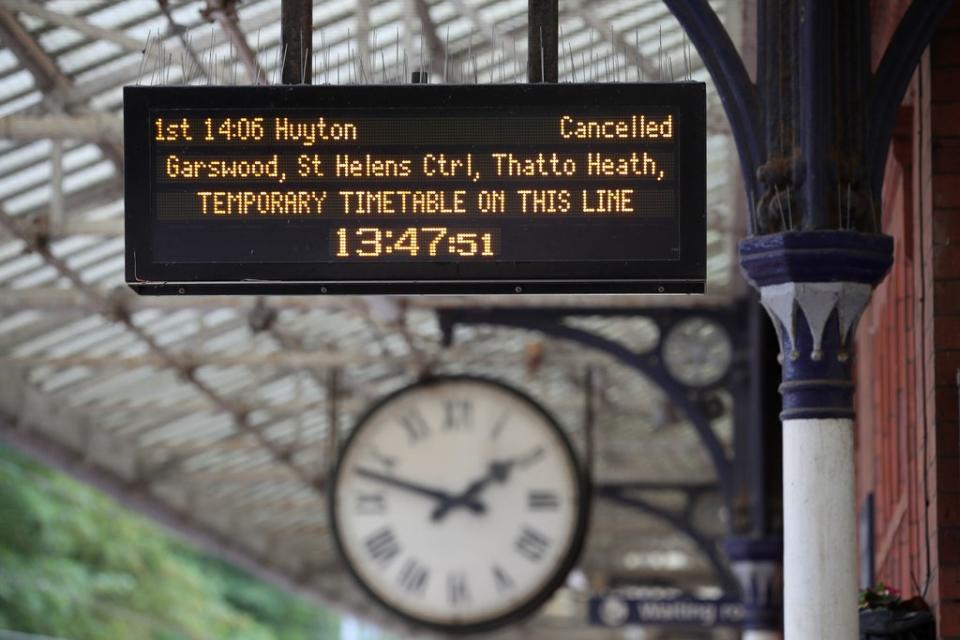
[
  {"left": 354, "top": 467, "right": 485, "bottom": 513},
  {"left": 431, "top": 446, "right": 545, "bottom": 521}
]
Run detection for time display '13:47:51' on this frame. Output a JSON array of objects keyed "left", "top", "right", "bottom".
[{"left": 334, "top": 226, "right": 499, "bottom": 259}]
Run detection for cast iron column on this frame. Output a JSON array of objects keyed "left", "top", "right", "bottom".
[
  {"left": 740, "top": 233, "right": 891, "bottom": 638},
  {"left": 725, "top": 538, "right": 783, "bottom": 640},
  {"left": 665, "top": 0, "right": 953, "bottom": 636},
  {"left": 742, "top": 2, "right": 890, "bottom": 637},
  {"left": 725, "top": 301, "right": 784, "bottom": 639}
]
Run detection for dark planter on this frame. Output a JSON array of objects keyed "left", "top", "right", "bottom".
[{"left": 859, "top": 610, "right": 935, "bottom": 639}]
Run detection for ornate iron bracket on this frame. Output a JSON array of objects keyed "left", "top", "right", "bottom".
[{"left": 664, "top": 0, "right": 954, "bottom": 234}]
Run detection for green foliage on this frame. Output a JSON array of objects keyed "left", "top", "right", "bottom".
[{"left": 0, "top": 445, "right": 340, "bottom": 640}]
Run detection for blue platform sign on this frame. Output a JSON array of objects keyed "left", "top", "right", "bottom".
[{"left": 589, "top": 595, "right": 744, "bottom": 627}]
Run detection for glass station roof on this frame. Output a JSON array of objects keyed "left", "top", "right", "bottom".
[{"left": 0, "top": 1, "right": 745, "bottom": 637}]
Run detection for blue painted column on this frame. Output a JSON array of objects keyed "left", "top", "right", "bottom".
[
  {"left": 724, "top": 537, "right": 783, "bottom": 639},
  {"left": 662, "top": 0, "right": 954, "bottom": 636},
  {"left": 740, "top": 232, "right": 892, "bottom": 638}
]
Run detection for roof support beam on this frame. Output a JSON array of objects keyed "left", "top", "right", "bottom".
[
  {"left": 0, "top": 351, "right": 384, "bottom": 370},
  {"left": 63, "top": 1, "right": 284, "bottom": 106},
  {"left": 0, "top": 8, "right": 123, "bottom": 166},
  {"left": 447, "top": 0, "right": 520, "bottom": 70},
  {"left": 203, "top": 0, "right": 267, "bottom": 83},
  {"left": 0, "top": 113, "right": 123, "bottom": 142},
  {"left": 155, "top": 0, "right": 212, "bottom": 83},
  {"left": 0, "top": 287, "right": 733, "bottom": 311},
  {"left": 411, "top": 0, "right": 446, "bottom": 77},
  {"left": 568, "top": 0, "right": 660, "bottom": 81},
  {"left": 355, "top": 0, "right": 372, "bottom": 80},
  {"left": 0, "top": 8, "right": 69, "bottom": 96},
  {"left": 4, "top": 0, "right": 169, "bottom": 63},
  {"left": 0, "top": 205, "right": 329, "bottom": 493}
]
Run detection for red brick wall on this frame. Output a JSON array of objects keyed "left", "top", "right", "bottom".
[
  {"left": 855, "top": 95, "right": 923, "bottom": 599},
  {"left": 855, "top": 5, "right": 960, "bottom": 637}
]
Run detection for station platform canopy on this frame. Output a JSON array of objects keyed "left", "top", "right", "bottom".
[{"left": 0, "top": 1, "right": 745, "bottom": 636}]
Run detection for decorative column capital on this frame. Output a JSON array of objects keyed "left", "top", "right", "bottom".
[
  {"left": 739, "top": 231, "right": 893, "bottom": 420},
  {"left": 724, "top": 537, "right": 783, "bottom": 632},
  {"left": 739, "top": 231, "right": 893, "bottom": 287}
]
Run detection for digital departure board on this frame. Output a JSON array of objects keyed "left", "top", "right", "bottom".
[{"left": 124, "top": 84, "right": 705, "bottom": 294}]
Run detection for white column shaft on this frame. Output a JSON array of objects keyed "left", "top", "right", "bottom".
[{"left": 783, "top": 417, "right": 858, "bottom": 639}]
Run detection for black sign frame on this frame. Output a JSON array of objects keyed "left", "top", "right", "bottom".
[{"left": 124, "top": 83, "right": 705, "bottom": 295}]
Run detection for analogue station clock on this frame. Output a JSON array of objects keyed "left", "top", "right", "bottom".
[
  {"left": 330, "top": 376, "right": 590, "bottom": 633},
  {"left": 661, "top": 317, "right": 733, "bottom": 388}
]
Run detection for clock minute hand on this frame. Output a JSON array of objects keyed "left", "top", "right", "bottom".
[
  {"left": 354, "top": 467, "right": 485, "bottom": 513},
  {"left": 430, "top": 463, "right": 507, "bottom": 521},
  {"left": 430, "top": 447, "right": 545, "bottom": 521}
]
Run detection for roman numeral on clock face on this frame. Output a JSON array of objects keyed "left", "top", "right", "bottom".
[
  {"left": 364, "top": 527, "right": 401, "bottom": 566},
  {"left": 355, "top": 493, "right": 386, "bottom": 515},
  {"left": 515, "top": 526, "right": 551, "bottom": 562},
  {"left": 366, "top": 445, "right": 396, "bottom": 470},
  {"left": 491, "top": 564, "right": 515, "bottom": 591},
  {"left": 447, "top": 571, "right": 470, "bottom": 605},
  {"left": 528, "top": 490, "right": 560, "bottom": 511},
  {"left": 489, "top": 411, "right": 509, "bottom": 441},
  {"left": 398, "top": 408, "right": 430, "bottom": 444},
  {"left": 444, "top": 399, "right": 473, "bottom": 430},
  {"left": 397, "top": 558, "right": 430, "bottom": 595}
]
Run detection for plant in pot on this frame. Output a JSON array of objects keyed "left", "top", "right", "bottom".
[{"left": 859, "top": 582, "right": 934, "bottom": 639}]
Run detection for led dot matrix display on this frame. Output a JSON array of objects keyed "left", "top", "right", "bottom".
[{"left": 124, "top": 83, "right": 705, "bottom": 295}]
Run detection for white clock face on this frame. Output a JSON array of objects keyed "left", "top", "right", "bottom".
[
  {"left": 662, "top": 317, "right": 733, "bottom": 387},
  {"left": 331, "top": 377, "right": 587, "bottom": 632}
]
